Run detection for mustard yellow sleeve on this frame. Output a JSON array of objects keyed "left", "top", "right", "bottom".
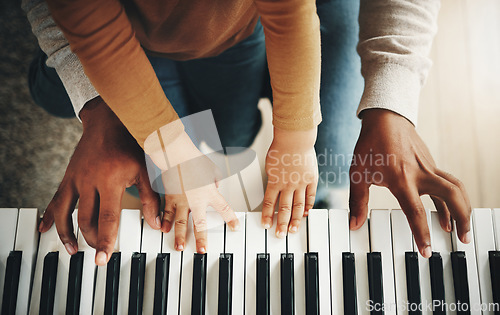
[
  {"left": 254, "top": 0, "right": 322, "bottom": 131},
  {"left": 45, "top": 0, "right": 183, "bottom": 148}
]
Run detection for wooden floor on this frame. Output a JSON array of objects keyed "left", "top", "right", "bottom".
[{"left": 123, "top": 0, "right": 500, "bottom": 211}]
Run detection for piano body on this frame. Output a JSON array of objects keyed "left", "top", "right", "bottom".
[{"left": 1, "top": 207, "right": 500, "bottom": 315}]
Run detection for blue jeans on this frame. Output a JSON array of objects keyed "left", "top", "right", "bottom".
[{"left": 29, "top": 0, "right": 363, "bottom": 202}]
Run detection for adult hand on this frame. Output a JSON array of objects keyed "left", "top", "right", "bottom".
[
  {"left": 261, "top": 127, "right": 319, "bottom": 238},
  {"left": 39, "top": 96, "right": 161, "bottom": 266},
  {"left": 349, "top": 109, "right": 471, "bottom": 258}
]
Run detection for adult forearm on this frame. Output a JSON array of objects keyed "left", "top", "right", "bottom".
[
  {"left": 357, "top": 0, "right": 441, "bottom": 126},
  {"left": 22, "top": 0, "right": 98, "bottom": 119}
]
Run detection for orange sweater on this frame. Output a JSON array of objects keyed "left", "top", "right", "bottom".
[{"left": 45, "top": 0, "right": 321, "bottom": 147}]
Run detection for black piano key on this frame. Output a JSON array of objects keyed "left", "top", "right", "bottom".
[
  {"left": 39, "top": 251, "right": 59, "bottom": 315},
  {"left": 1, "top": 251, "right": 22, "bottom": 315},
  {"left": 367, "top": 252, "right": 384, "bottom": 315},
  {"left": 429, "top": 252, "right": 446, "bottom": 315},
  {"left": 218, "top": 253, "right": 233, "bottom": 315},
  {"left": 305, "top": 252, "right": 320, "bottom": 315},
  {"left": 256, "top": 253, "right": 270, "bottom": 315},
  {"left": 104, "top": 252, "right": 121, "bottom": 315},
  {"left": 66, "top": 251, "right": 84, "bottom": 315},
  {"left": 281, "top": 253, "right": 294, "bottom": 315},
  {"left": 489, "top": 251, "right": 500, "bottom": 314},
  {"left": 191, "top": 253, "right": 207, "bottom": 315},
  {"left": 405, "top": 252, "right": 422, "bottom": 315},
  {"left": 342, "top": 252, "right": 357, "bottom": 315},
  {"left": 129, "top": 252, "right": 146, "bottom": 315},
  {"left": 451, "top": 251, "right": 471, "bottom": 315},
  {"left": 153, "top": 253, "right": 170, "bottom": 315}
]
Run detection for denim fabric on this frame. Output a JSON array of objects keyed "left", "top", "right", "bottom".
[
  {"left": 29, "top": 0, "right": 363, "bottom": 201},
  {"left": 315, "top": 0, "right": 364, "bottom": 195}
]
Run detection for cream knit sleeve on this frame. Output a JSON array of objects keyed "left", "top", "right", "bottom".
[
  {"left": 357, "top": 0, "right": 441, "bottom": 126},
  {"left": 22, "top": 0, "right": 98, "bottom": 120}
]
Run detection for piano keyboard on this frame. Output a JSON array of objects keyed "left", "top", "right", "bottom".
[{"left": 1, "top": 208, "right": 500, "bottom": 315}]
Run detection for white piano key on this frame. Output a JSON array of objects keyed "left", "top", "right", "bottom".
[
  {"left": 93, "top": 265, "right": 107, "bottom": 314},
  {"left": 0, "top": 208, "right": 18, "bottom": 310},
  {"left": 307, "top": 209, "right": 331, "bottom": 315},
  {"left": 451, "top": 219, "right": 481, "bottom": 315},
  {"left": 206, "top": 210, "right": 225, "bottom": 314},
  {"left": 76, "top": 222, "right": 96, "bottom": 315},
  {"left": 391, "top": 209, "right": 414, "bottom": 315},
  {"left": 287, "top": 213, "right": 307, "bottom": 315},
  {"left": 473, "top": 208, "right": 495, "bottom": 315},
  {"left": 493, "top": 208, "right": 500, "bottom": 250},
  {"left": 14, "top": 208, "right": 39, "bottom": 315},
  {"left": 415, "top": 209, "right": 432, "bottom": 315},
  {"left": 95, "top": 209, "right": 142, "bottom": 315},
  {"left": 179, "top": 213, "right": 196, "bottom": 314},
  {"left": 350, "top": 215, "right": 370, "bottom": 315},
  {"left": 224, "top": 212, "right": 245, "bottom": 315},
  {"left": 116, "top": 209, "right": 142, "bottom": 315},
  {"left": 369, "top": 209, "right": 396, "bottom": 315},
  {"left": 245, "top": 211, "right": 266, "bottom": 315},
  {"left": 162, "top": 218, "right": 181, "bottom": 315},
  {"left": 141, "top": 219, "right": 162, "bottom": 315},
  {"left": 29, "top": 219, "right": 61, "bottom": 314},
  {"left": 268, "top": 214, "right": 286, "bottom": 314},
  {"left": 329, "top": 209, "right": 350, "bottom": 315},
  {"left": 430, "top": 211, "right": 456, "bottom": 315},
  {"left": 53, "top": 212, "right": 78, "bottom": 315}
]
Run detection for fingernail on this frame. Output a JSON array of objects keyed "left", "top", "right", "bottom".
[
  {"left": 463, "top": 231, "right": 472, "bottom": 244},
  {"left": 38, "top": 221, "right": 44, "bottom": 232},
  {"left": 289, "top": 225, "right": 298, "bottom": 233},
  {"left": 155, "top": 216, "right": 161, "bottom": 228},
  {"left": 447, "top": 221, "right": 452, "bottom": 232},
  {"left": 262, "top": 221, "right": 271, "bottom": 229},
  {"left": 95, "top": 251, "right": 108, "bottom": 266},
  {"left": 423, "top": 245, "right": 432, "bottom": 258},
  {"left": 64, "top": 243, "right": 76, "bottom": 255},
  {"left": 349, "top": 216, "right": 357, "bottom": 229},
  {"left": 276, "top": 230, "right": 286, "bottom": 239},
  {"left": 304, "top": 210, "right": 309, "bottom": 216},
  {"left": 199, "top": 247, "right": 206, "bottom": 254},
  {"left": 176, "top": 244, "right": 184, "bottom": 251},
  {"left": 230, "top": 222, "right": 240, "bottom": 231}
]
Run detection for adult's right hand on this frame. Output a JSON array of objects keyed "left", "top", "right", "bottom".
[{"left": 39, "top": 96, "right": 161, "bottom": 266}]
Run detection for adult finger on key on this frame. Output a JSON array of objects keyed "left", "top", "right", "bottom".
[
  {"left": 52, "top": 187, "right": 79, "bottom": 255},
  {"left": 276, "top": 190, "right": 293, "bottom": 238},
  {"left": 425, "top": 172, "right": 471, "bottom": 243},
  {"left": 289, "top": 189, "right": 306, "bottom": 233},
  {"left": 394, "top": 186, "right": 432, "bottom": 258},
  {"left": 40, "top": 181, "right": 74, "bottom": 233},
  {"left": 348, "top": 177, "right": 370, "bottom": 230},
  {"left": 430, "top": 195, "right": 451, "bottom": 232},
  {"left": 95, "top": 188, "right": 123, "bottom": 266},
  {"left": 77, "top": 191, "right": 99, "bottom": 248},
  {"left": 137, "top": 170, "right": 161, "bottom": 230}
]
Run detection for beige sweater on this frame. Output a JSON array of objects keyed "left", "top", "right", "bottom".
[{"left": 23, "top": 0, "right": 440, "bottom": 144}]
